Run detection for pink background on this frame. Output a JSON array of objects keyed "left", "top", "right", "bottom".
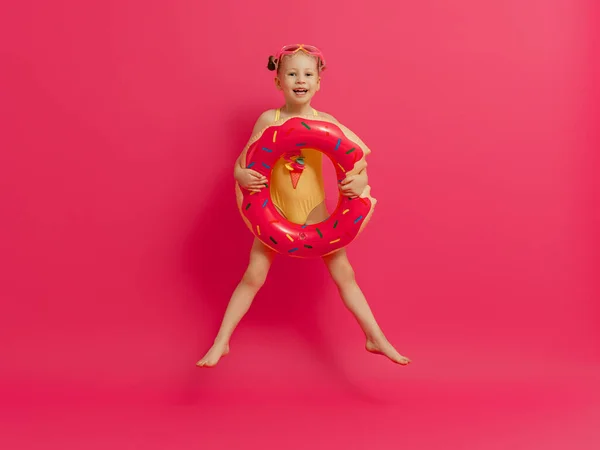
[{"left": 1, "top": 0, "right": 598, "bottom": 448}]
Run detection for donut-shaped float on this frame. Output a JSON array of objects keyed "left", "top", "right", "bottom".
[{"left": 235, "top": 116, "right": 376, "bottom": 257}]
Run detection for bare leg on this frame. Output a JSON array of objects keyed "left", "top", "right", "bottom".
[
  {"left": 304, "top": 200, "right": 329, "bottom": 225},
  {"left": 322, "top": 249, "right": 410, "bottom": 365},
  {"left": 306, "top": 202, "right": 410, "bottom": 366},
  {"left": 196, "top": 238, "right": 276, "bottom": 367}
]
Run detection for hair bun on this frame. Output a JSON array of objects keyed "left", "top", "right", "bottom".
[
  {"left": 267, "top": 56, "right": 277, "bottom": 71},
  {"left": 267, "top": 55, "right": 277, "bottom": 71}
]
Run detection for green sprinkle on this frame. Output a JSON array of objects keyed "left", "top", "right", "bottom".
[
  {"left": 301, "top": 122, "right": 311, "bottom": 130},
  {"left": 316, "top": 228, "right": 323, "bottom": 238},
  {"left": 345, "top": 147, "right": 356, "bottom": 154},
  {"left": 245, "top": 203, "right": 251, "bottom": 210},
  {"left": 304, "top": 244, "right": 313, "bottom": 249},
  {"left": 333, "top": 220, "right": 338, "bottom": 228}
]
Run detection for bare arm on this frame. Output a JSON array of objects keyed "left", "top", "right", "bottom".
[{"left": 234, "top": 110, "right": 276, "bottom": 178}]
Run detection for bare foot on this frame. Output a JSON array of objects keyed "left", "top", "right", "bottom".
[
  {"left": 196, "top": 341, "right": 230, "bottom": 368},
  {"left": 366, "top": 337, "right": 411, "bottom": 365}
]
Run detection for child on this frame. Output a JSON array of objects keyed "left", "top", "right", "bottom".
[{"left": 197, "top": 44, "right": 410, "bottom": 367}]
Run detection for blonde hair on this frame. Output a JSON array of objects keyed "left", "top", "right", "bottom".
[{"left": 267, "top": 51, "right": 325, "bottom": 74}]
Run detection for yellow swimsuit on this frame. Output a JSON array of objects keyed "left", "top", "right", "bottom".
[{"left": 270, "top": 108, "right": 326, "bottom": 224}]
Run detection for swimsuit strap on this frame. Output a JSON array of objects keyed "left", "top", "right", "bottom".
[{"left": 275, "top": 108, "right": 317, "bottom": 121}]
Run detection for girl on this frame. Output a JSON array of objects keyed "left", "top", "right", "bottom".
[{"left": 197, "top": 44, "right": 410, "bottom": 367}]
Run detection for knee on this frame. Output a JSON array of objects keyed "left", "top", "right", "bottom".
[
  {"left": 330, "top": 262, "right": 355, "bottom": 288},
  {"left": 242, "top": 267, "right": 268, "bottom": 289}
]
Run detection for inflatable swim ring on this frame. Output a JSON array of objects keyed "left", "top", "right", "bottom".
[{"left": 235, "top": 116, "right": 376, "bottom": 257}]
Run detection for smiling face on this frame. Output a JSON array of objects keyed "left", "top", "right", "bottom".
[{"left": 275, "top": 52, "right": 321, "bottom": 107}]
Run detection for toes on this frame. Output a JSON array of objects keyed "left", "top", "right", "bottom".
[{"left": 196, "top": 356, "right": 219, "bottom": 368}]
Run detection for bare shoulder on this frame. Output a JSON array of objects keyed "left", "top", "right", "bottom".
[
  {"left": 251, "top": 109, "right": 277, "bottom": 136},
  {"left": 316, "top": 111, "right": 340, "bottom": 123}
]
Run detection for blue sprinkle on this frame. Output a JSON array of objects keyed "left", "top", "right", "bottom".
[
  {"left": 296, "top": 142, "right": 307, "bottom": 146},
  {"left": 261, "top": 162, "right": 271, "bottom": 169},
  {"left": 334, "top": 139, "right": 341, "bottom": 151},
  {"left": 247, "top": 162, "right": 255, "bottom": 168},
  {"left": 288, "top": 248, "right": 299, "bottom": 253},
  {"left": 262, "top": 199, "right": 268, "bottom": 208},
  {"left": 354, "top": 215, "right": 364, "bottom": 224},
  {"left": 261, "top": 147, "right": 273, "bottom": 152},
  {"left": 301, "top": 224, "right": 307, "bottom": 229}
]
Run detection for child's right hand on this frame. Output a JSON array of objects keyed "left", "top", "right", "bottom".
[{"left": 236, "top": 168, "right": 268, "bottom": 193}]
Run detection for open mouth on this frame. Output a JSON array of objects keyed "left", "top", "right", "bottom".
[{"left": 293, "top": 89, "right": 308, "bottom": 96}]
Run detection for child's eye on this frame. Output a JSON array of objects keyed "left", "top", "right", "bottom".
[
  {"left": 306, "top": 73, "right": 314, "bottom": 77},
  {"left": 288, "top": 73, "right": 296, "bottom": 77}
]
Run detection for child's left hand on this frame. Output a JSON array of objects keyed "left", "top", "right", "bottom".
[{"left": 339, "top": 173, "right": 368, "bottom": 198}]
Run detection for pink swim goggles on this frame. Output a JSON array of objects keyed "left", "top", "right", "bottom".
[{"left": 274, "top": 44, "right": 326, "bottom": 71}]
